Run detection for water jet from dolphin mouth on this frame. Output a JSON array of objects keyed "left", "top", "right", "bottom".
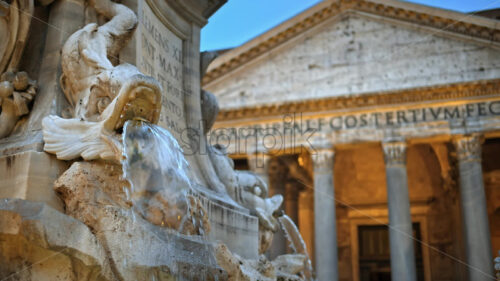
[
  {"left": 121, "top": 119, "right": 194, "bottom": 231},
  {"left": 121, "top": 120, "right": 218, "bottom": 279}
]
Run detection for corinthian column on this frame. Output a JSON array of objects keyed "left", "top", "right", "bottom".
[
  {"left": 310, "top": 140, "right": 338, "bottom": 281},
  {"left": 453, "top": 135, "right": 494, "bottom": 281},
  {"left": 382, "top": 141, "right": 417, "bottom": 281}
]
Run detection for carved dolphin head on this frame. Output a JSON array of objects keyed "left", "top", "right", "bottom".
[
  {"left": 42, "top": 1, "right": 162, "bottom": 161},
  {"left": 43, "top": 63, "right": 162, "bottom": 161},
  {"left": 87, "top": 64, "right": 162, "bottom": 132}
]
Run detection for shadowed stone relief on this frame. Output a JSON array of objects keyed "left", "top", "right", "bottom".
[{"left": 0, "top": 0, "right": 53, "bottom": 138}]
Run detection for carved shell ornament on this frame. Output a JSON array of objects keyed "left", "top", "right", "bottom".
[{"left": 0, "top": 0, "right": 41, "bottom": 138}]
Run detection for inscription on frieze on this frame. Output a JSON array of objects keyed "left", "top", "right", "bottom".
[
  {"left": 210, "top": 100, "right": 500, "bottom": 140},
  {"left": 137, "top": 1, "right": 186, "bottom": 139}
]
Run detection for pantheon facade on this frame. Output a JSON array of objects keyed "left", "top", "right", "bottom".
[{"left": 202, "top": 0, "right": 500, "bottom": 280}]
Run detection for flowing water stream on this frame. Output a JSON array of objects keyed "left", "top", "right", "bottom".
[
  {"left": 121, "top": 120, "right": 218, "bottom": 280},
  {"left": 119, "top": 120, "right": 312, "bottom": 280},
  {"left": 122, "top": 119, "right": 192, "bottom": 230}
]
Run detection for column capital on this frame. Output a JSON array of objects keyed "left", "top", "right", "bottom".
[
  {"left": 382, "top": 141, "right": 407, "bottom": 166},
  {"left": 308, "top": 133, "right": 335, "bottom": 172},
  {"left": 453, "top": 134, "right": 483, "bottom": 163},
  {"left": 311, "top": 147, "right": 335, "bottom": 173}
]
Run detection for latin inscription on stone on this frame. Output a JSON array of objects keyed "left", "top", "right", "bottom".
[
  {"left": 138, "top": 1, "right": 185, "bottom": 139},
  {"left": 210, "top": 100, "right": 500, "bottom": 140}
]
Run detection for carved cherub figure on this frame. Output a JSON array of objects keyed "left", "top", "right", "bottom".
[
  {"left": 42, "top": 0, "right": 162, "bottom": 161},
  {"left": 0, "top": 71, "right": 36, "bottom": 138}
]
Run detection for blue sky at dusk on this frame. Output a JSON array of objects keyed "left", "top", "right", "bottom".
[{"left": 201, "top": 0, "right": 500, "bottom": 51}]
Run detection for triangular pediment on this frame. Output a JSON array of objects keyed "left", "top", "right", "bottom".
[{"left": 204, "top": 0, "right": 500, "bottom": 110}]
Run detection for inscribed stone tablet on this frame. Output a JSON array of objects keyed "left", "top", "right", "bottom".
[{"left": 137, "top": 1, "right": 186, "bottom": 140}]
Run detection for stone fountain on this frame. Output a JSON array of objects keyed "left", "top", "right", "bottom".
[{"left": 0, "top": 0, "right": 313, "bottom": 280}]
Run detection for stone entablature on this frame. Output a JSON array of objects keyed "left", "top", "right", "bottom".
[
  {"left": 209, "top": 83, "right": 500, "bottom": 155},
  {"left": 215, "top": 79, "right": 500, "bottom": 121},
  {"left": 220, "top": 99, "right": 500, "bottom": 133}
]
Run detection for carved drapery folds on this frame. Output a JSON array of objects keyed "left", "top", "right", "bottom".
[
  {"left": 453, "top": 134, "right": 483, "bottom": 163},
  {"left": 382, "top": 141, "right": 407, "bottom": 167}
]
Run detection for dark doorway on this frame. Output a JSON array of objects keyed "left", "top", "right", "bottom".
[
  {"left": 359, "top": 223, "right": 425, "bottom": 281},
  {"left": 233, "top": 158, "right": 249, "bottom": 170}
]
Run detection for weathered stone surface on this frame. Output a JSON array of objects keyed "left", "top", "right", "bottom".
[
  {"left": 273, "top": 255, "right": 306, "bottom": 281},
  {"left": 54, "top": 161, "right": 226, "bottom": 281},
  {"left": 136, "top": 0, "right": 185, "bottom": 141},
  {"left": 0, "top": 198, "right": 113, "bottom": 281},
  {"left": 211, "top": 146, "right": 282, "bottom": 216},
  {"left": 42, "top": 0, "right": 162, "bottom": 162},
  {"left": 215, "top": 243, "right": 274, "bottom": 281},
  {"left": 54, "top": 161, "right": 131, "bottom": 228},
  {"left": 0, "top": 0, "right": 309, "bottom": 279},
  {"left": 382, "top": 141, "right": 418, "bottom": 281},
  {"left": 453, "top": 135, "right": 494, "bottom": 281},
  {"left": 215, "top": 243, "right": 308, "bottom": 281},
  {"left": 310, "top": 142, "right": 338, "bottom": 281},
  {"left": 206, "top": 14, "right": 500, "bottom": 109},
  {"left": 196, "top": 191, "right": 260, "bottom": 260},
  {"left": 0, "top": 151, "right": 67, "bottom": 212},
  {"left": 0, "top": 71, "right": 37, "bottom": 139}
]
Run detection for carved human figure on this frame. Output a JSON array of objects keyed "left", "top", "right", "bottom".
[
  {"left": 42, "top": 0, "right": 162, "bottom": 161},
  {"left": 208, "top": 144, "right": 283, "bottom": 232},
  {"left": 0, "top": 71, "right": 36, "bottom": 138},
  {"left": 199, "top": 62, "right": 284, "bottom": 235},
  {"left": 200, "top": 60, "right": 283, "bottom": 252}
]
